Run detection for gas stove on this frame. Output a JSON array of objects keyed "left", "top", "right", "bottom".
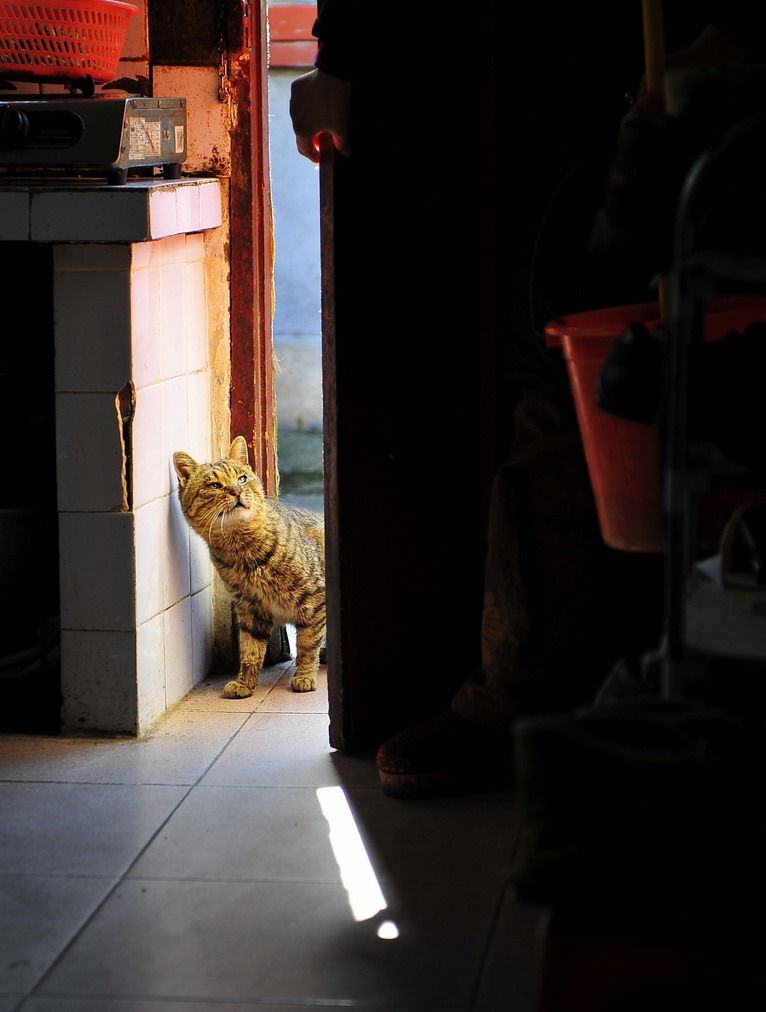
[{"left": 0, "top": 94, "right": 186, "bottom": 185}]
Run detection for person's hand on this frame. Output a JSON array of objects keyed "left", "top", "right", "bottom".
[
  {"left": 289, "top": 68, "right": 353, "bottom": 162},
  {"left": 623, "top": 24, "right": 747, "bottom": 124}
]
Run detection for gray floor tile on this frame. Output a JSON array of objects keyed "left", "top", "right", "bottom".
[
  {"left": 0, "top": 670, "right": 525, "bottom": 1011},
  {"left": 0, "top": 783, "right": 187, "bottom": 876},
  {"left": 200, "top": 712, "right": 373, "bottom": 789},
  {"left": 177, "top": 665, "right": 329, "bottom": 717},
  {"left": 0, "top": 875, "right": 115, "bottom": 993},
  {"left": 37, "top": 879, "right": 496, "bottom": 1007},
  {"left": 346, "top": 789, "right": 519, "bottom": 886},
  {"left": 329, "top": 749, "right": 381, "bottom": 791},
  {"left": 471, "top": 887, "right": 548, "bottom": 1012},
  {"left": 0, "top": 712, "right": 249, "bottom": 786},
  {"left": 127, "top": 785, "right": 343, "bottom": 884},
  {"left": 172, "top": 664, "right": 291, "bottom": 714},
  {"left": 256, "top": 665, "right": 329, "bottom": 714}
]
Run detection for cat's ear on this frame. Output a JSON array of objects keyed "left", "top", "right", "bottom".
[
  {"left": 227, "top": 436, "right": 249, "bottom": 466},
  {"left": 173, "top": 451, "right": 198, "bottom": 487}
]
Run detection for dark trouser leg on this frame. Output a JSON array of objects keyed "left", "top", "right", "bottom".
[{"left": 452, "top": 385, "right": 663, "bottom": 729}]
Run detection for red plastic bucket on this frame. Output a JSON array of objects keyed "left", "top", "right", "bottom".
[{"left": 545, "top": 298, "right": 766, "bottom": 552}]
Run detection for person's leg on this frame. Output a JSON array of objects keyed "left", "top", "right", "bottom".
[{"left": 377, "top": 385, "right": 663, "bottom": 797}]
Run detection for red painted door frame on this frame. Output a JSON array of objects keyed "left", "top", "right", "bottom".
[
  {"left": 148, "top": 0, "right": 277, "bottom": 494},
  {"left": 228, "top": 1, "right": 277, "bottom": 494}
]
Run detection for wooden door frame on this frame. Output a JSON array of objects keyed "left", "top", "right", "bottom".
[
  {"left": 228, "top": 1, "right": 277, "bottom": 494},
  {"left": 148, "top": 0, "right": 276, "bottom": 494}
]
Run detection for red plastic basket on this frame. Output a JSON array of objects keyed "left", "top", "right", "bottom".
[{"left": 0, "top": 0, "right": 139, "bottom": 85}]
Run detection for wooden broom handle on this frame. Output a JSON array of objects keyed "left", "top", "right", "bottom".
[
  {"left": 642, "top": 0, "right": 669, "bottom": 320},
  {"left": 642, "top": 0, "right": 666, "bottom": 90}
]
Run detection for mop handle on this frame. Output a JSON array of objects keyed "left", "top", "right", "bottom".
[{"left": 641, "top": 0, "right": 666, "bottom": 90}]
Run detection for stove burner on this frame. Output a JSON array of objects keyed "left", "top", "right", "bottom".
[{"left": 0, "top": 94, "right": 186, "bottom": 185}]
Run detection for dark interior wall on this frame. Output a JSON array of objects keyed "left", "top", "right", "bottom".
[
  {"left": 147, "top": 0, "right": 220, "bottom": 65},
  {"left": 0, "top": 243, "right": 60, "bottom": 733}
]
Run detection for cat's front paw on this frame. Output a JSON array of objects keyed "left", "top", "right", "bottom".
[
  {"left": 223, "top": 680, "right": 254, "bottom": 699},
  {"left": 291, "top": 674, "right": 317, "bottom": 693}
]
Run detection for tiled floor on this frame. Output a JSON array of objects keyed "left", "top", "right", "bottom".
[{"left": 0, "top": 662, "right": 545, "bottom": 1011}]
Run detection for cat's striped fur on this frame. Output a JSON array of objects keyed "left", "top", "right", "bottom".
[{"left": 173, "top": 437, "right": 325, "bottom": 697}]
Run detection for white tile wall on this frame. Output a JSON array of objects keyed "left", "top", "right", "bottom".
[
  {"left": 32, "top": 188, "right": 153, "bottom": 243},
  {"left": 159, "top": 375, "right": 190, "bottom": 481},
  {"left": 176, "top": 182, "right": 199, "bottom": 234},
  {"left": 0, "top": 182, "right": 222, "bottom": 244},
  {"left": 60, "top": 629, "right": 139, "bottom": 733},
  {"left": 55, "top": 245, "right": 133, "bottom": 271},
  {"left": 186, "top": 370, "right": 213, "bottom": 463},
  {"left": 132, "top": 490, "right": 191, "bottom": 621},
  {"left": 55, "top": 393, "right": 128, "bottom": 512},
  {"left": 47, "top": 182, "right": 221, "bottom": 736},
  {"left": 130, "top": 262, "right": 164, "bottom": 387},
  {"left": 160, "top": 232, "right": 201, "bottom": 265},
  {"left": 149, "top": 184, "right": 223, "bottom": 241},
  {"left": 190, "top": 588, "right": 214, "bottom": 686},
  {"left": 163, "top": 597, "right": 195, "bottom": 707},
  {"left": 131, "top": 239, "right": 162, "bottom": 271},
  {"left": 190, "top": 527, "right": 214, "bottom": 598},
  {"left": 0, "top": 190, "right": 32, "bottom": 240},
  {"left": 133, "top": 498, "right": 168, "bottom": 627},
  {"left": 131, "top": 383, "right": 166, "bottom": 508},
  {"left": 198, "top": 182, "right": 223, "bottom": 231},
  {"left": 136, "top": 613, "right": 167, "bottom": 730},
  {"left": 0, "top": 180, "right": 222, "bottom": 245},
  {"left": 148, "top": 188, "right": 180, "bottom": 238},
  {"left": 159, "top": 278, "right": 188, "bottom": 379},
  {"left": 185, "top": 274, "right": 209, "bottom": 374},
  {"left": 58, "top": 512, "right": 137, "bottom": 632},
  {"left": 53, "top": 260, "right": 133, "bottom": 393},
  {"left": 165, "top": 494, "right": 193, "bottom": 611}
]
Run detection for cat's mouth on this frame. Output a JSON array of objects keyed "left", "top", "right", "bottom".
[{"left": 219, "top": 501, "right": 248, "bottom": 520}]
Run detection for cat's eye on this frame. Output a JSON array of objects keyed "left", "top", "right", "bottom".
[
  {"left": 208, "top": 481, "right": 223, "bottom": 489},
  {"left": 237, "top": 474, "right": 248, "bottom": 484}
]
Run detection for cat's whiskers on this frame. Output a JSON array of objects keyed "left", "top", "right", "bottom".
[
  {"left": 197, "top": 500, "right": 225, "bottom": 543},
  {"left": 199, "top": 496, "right": 243, "bottom": 542}
]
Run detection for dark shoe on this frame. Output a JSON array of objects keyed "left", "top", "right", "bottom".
[{"left": 376, "top": 708, "right": 512, "bottom": 798}]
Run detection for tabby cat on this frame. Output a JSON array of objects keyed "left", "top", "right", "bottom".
[{"left": 173, "top": 437, "right": 325, "bottom": 697}]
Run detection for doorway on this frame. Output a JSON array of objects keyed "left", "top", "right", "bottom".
[
  {"left": 269, "top": 65, "right": 324, "bottom": 514},
  {"left": 267, "top": 5, "right": 324, "bottom": 515}
]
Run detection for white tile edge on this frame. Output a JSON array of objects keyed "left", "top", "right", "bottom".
[{"left": 1, "top": 178, "right": 222, "bottom": 243}]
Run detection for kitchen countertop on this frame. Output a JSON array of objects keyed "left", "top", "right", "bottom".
[{"left": 0, "top": 176, "right": 222, "bottom": 243}]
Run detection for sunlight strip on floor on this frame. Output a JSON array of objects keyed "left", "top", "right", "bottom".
[{"left": 317, "top": 786, "right": 399, "bottom": 938}]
